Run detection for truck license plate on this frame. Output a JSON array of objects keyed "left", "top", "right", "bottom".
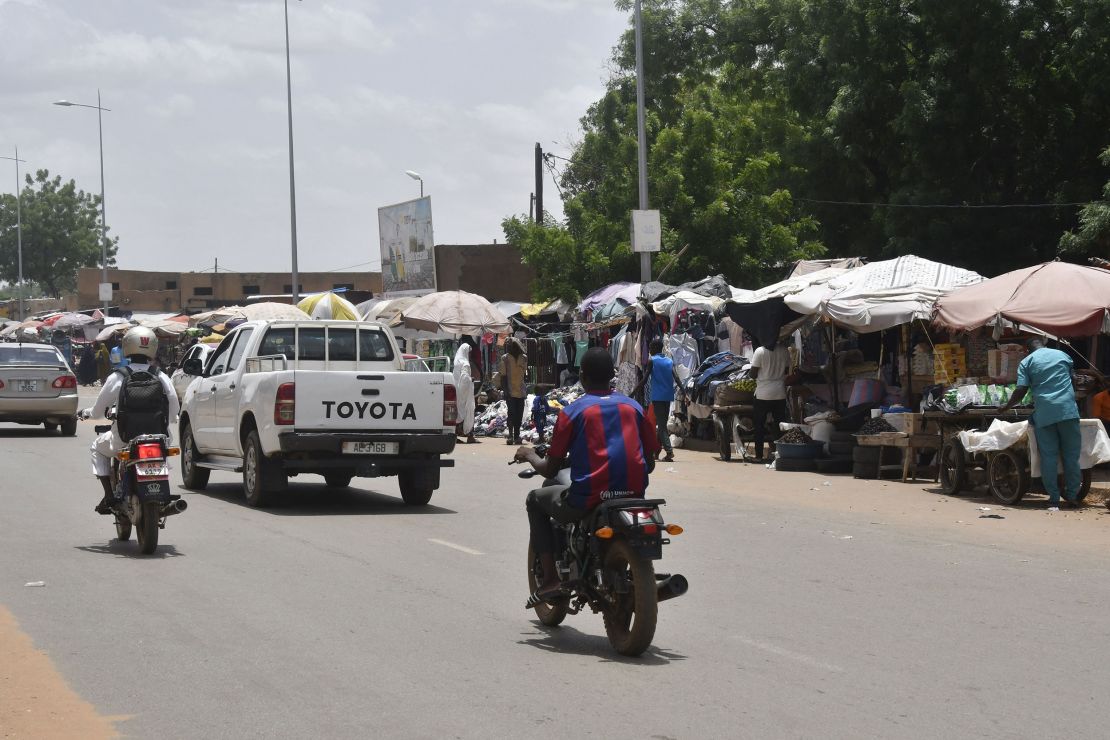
[
  {"left": 342, "top": 441, "right": 398, "bottom": 455},
  {"left": 17, "top": 380, "right": 40, "bottom": 392}
]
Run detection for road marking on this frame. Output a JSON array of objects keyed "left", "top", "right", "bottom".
[
  {"left": 428, "top": 538, "right": 483, "bottom": 556},
  {"left": 730, "top": 635, "right": 845, "bottom": 673}
]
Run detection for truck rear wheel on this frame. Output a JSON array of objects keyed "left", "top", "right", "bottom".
[
  {"left": 243, "top": 430, "right": 285, "bottom": 507},
  {"left": 398, "top": 471, "right": 433, "bottom": 506}
]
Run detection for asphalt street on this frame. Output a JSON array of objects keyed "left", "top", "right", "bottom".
[{"left": 3, "top": 414, "right": 1110, "bottom": 739}]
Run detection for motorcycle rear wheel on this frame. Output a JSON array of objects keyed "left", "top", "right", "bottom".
[
  {"left": 136, "top": 502, "right": 160, "bottom": 555},
  {"left": 526, "top": 543, "right": 566, "bottom": 627},
  {"left": 114, "top": 514, "right": 132, "bottom": 541},
  {"left": 602, "top": 538, "right": 658, "bottom": 657}
]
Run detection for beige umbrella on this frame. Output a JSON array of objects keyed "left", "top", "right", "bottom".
[
  {"left": 400, "top": 291, "right": 512, "bottom": 336},
  {"left": 189, "top": 306, "right": 246, "bottom": 326},
  {"left": 362, "top": 296, "right": 418, "bottom": 326},
  {"left": 240, "top": 302, "right": 311, "bottom": 321}
]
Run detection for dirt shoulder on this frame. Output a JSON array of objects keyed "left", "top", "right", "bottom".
[
  {"left": 465, "top": 440, "right": 1110, "bottom": 558},
  {"left": 0, "top": 605, "right": 121, "bottom": 739}
]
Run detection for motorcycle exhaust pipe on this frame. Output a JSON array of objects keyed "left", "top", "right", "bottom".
[
  {"left": 656, "top": 573, "right": 688, "bottom": 603},
  {"left": 161, "top": 499, "right": 188, "bottom": 517}
]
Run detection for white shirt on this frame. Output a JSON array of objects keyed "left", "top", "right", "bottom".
[
  {"left": 751, "top": 346, "right": 791, "bottom": 401},
  {"left": 89, "top": 363, "right": 179, "bottom": 446}
]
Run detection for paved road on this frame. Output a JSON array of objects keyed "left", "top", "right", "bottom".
[{"left": 2, "top": 417, "right": 1110, "bottom": 739}]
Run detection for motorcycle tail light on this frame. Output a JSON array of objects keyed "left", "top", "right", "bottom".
[
  {"left": 443, "top": 382, "right": 458, "bottom": 427},
  {"left": 274, "top": 382, "right": 295, "bottom": 425},
  {"left": 52, "top": 375, "right": 77, "bottom": 389},
  {"left": 641, "top": 524, "right": 659, "bottom": 535},
  {"left": 137, "top": 443, "right": 162, "bottom": 460}
]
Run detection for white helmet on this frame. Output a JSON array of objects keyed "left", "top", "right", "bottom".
[{"left": 121, "top": 326, "right": 158, "bottom": 361}]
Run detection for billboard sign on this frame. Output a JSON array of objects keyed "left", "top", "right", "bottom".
[{"left": 377, "top": 196, "right": 436, "bottom": 296}]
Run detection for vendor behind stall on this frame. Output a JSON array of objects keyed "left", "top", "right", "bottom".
[{"left": 999, "top": 338, "right": 1080, "bottom": 509}]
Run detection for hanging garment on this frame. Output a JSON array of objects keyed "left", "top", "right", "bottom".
[
  {"left": 666, "top": 333, "right": 699, "bottom": 382},
  {"left": 615, "top": 362, "right": 642, "bottom": 401},
  {"left": 555, "top": 339, "right": 568, "bottom": 365},
  {"left": 575, "top": 340, "right": 589, "bottom": 367}
]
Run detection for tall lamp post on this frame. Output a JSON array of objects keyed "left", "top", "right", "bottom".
[
  {"left": 53, "top": 92, "right": 111, "bottom": 311},
  {"left": 634, "top": 0, "right": 651, "bottom": 282},
  {"left": 0, "top": 147, "right": 27, "bottom": 320},
  {"left": 405, "top": 170, "right": 424, "bottom": 198},
  {"left": 285, "top": 0, "right": 302, "bottom": 304}
]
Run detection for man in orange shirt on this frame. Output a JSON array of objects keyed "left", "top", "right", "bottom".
[{"left": 1092, "top": 389, "right": 1110, "bottom": 434}]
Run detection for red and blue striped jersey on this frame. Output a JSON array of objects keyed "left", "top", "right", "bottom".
[{"left": 547, "top": 392, "right": 661, "bottom": 510}]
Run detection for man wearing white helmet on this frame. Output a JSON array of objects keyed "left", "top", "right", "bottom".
[{"left": 82, "top": 326, "right": 179, "bottom": 514}]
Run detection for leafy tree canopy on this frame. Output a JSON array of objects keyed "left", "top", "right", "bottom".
[
  {"left": 0, "top": 169, "right": 117, "bottom": 297},
  {"left": 513, "top": 0, "right": 1110, "bottom": 299}
]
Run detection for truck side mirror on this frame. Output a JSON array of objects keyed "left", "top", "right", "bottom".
[{"left": 183, "top": 358, "right": 204, "bottom": 377}]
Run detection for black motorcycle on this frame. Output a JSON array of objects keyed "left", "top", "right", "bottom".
[
  {"left": 95, "top": 420, "right": 187, "bottom": 554},
  {"left": 513, "top": 449, "right": 688, "bottom": 656}
]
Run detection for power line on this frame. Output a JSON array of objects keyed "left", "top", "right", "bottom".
[
  {"left": 795, "top": 198, "right": 1093, "bottom": 209},
  {"left": 542, "top": 155, "right": 566, "bottom": 202},
  {"left": 326, "top": 259, "right": 379, "bottom": 272}
]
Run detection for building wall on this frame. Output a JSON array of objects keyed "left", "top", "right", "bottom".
[
  {"left": 77, "top": 268, "right": 382, "bottom": 313},
  {"left": 434, "top": 244, "right": 535, "bottom": 302}
]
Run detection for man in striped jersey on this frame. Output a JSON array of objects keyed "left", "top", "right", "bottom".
[{"left": 515, "top": 347, "right": 661, "bottom": 605}]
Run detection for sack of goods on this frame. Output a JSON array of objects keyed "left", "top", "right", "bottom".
[{"left": 987, "top": 345, "right": 1025, "bottom": 384}]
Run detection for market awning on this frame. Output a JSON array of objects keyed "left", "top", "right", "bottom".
[
  {"left": 652, "top": 291, "right": 724, "bottom": 320},
  {"left": 724, "top": 266, "right": 852, "bottom": 348},
  {"left": 576, "top": 282, "right": 640, "bottom": 315},
  {"left": 785, "top": 255, "right": 983, "bottom": 332},
  {"left": 934, "top": 261, "right": 1110, "bottom": 337}
]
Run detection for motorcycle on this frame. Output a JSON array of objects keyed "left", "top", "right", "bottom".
[
  {"left": 512, "top": 447, "right": 688, "bottom": 656},
  {"left": 94, "top": 414, "right": 186, "bottom": 554}
]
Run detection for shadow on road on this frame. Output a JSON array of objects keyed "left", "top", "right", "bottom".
[
  {"left": 518, "top": 623, "right": 687, "bottom": 666},
  {"left": 195, "top": 482, "right": 457, "bottom": 516},
  {"left": 0, "top": 427, "right": 66, "bottom": 438},
  {"left": 921, "top": 485, "right": 1094, "bottom": 511},
  {"left": 74, "top": 541, "right": 185, "bottom": 559}
]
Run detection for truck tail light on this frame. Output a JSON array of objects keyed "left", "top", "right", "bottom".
[
  {"left": 52, "top": 375, "right": 77, "bottom": 389},
  {"left": 274, "top": 382, "right": 295, "bottom": 425},
  {"left": 443, "top": 382, "right": 458, "bottom": 427}
]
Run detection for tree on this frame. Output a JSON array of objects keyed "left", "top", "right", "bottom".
[
  {"left": 0, "top": 169, "right": 117, "bottom": 297},
  {"left": 555, "top": 0, "right": 1110, "bottom": 283},
  {"left": 501, "top": 216, "right": 607, "bottom": 303},
  {"left": 1060, "top": 147, "right": 1110, "bottom": 259}
]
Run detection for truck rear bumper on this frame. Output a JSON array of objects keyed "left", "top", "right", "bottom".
[{"left": 277, "top": 432, "right": 456, "bottom": 477}]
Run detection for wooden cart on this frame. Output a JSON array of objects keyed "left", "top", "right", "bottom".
[
  {"left": 927, "top": 410, "right": 1093, "bottom": 504},
  {"left": 711, "top": 404, "right": 777, "bottom": 462}
]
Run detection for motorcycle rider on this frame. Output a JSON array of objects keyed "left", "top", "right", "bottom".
[
  {"left": 82, "top": 326, "right": 179, "bottom": 514},
  {"left": 514, "top": 347, "right": 661, "bottom": 607}
]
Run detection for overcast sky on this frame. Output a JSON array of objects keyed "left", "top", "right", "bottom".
[{"left": 0, "top": 0, "right": 628, "bottom": 274}]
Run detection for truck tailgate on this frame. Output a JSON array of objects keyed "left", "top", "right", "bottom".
[{"left": 292, "top": 370, "right": 447, "bottom": 432}]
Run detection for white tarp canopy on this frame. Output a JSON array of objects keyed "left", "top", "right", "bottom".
[
  {"left": 728, "top": 266, "right": 851, "bottom": 305},
  {"left": 784, "top": 254, "right": 984, "bottom": 332},
  {"left": 651, "top": 290, "right": 724, "bottom": 320}
]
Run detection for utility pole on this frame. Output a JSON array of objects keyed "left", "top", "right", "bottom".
[
  {"left": 634, "top": 0, "right": 651, "bottom": 282},
  {"left": 534, "top": 143, "right": 544, "bottom": 224},
  {"left": 529, "top": 192, "right": 535, "bottom": 222},
  {"left": 1, "top": 147, "right": 26, "bottom": 320}
]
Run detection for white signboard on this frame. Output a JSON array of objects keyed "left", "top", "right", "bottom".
[
  {"left": 631, "top": 209, "right": 661, "bottom": 253},
  {"left": 377, "top": 196, "right": 436, "bottom": 297},
  {"left": 98, "top": 282, "right": 113, "bottom": 302}
]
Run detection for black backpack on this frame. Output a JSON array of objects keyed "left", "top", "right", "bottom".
[{"left": 116, "top": 366, "right": 169, "bottom": 442}]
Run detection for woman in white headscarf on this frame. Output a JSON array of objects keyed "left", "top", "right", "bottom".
[{"left": 453, "top": 343, "right": 477, "bottom": 443}]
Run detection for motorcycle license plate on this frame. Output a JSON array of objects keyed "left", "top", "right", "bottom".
[
  {"left": 17, "top": 380, "right": 40, "bottom": 392},
  {"left": 342, "top": 441, "right": 398, "bottom": 455},
  {"left": 135, "top": 462, "right": 169, "bottom": 478}
]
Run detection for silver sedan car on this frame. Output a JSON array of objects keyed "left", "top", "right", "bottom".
[{"left": 0, "top": 343, "right": 80, "bottom": 435}]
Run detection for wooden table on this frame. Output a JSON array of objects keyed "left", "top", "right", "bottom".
[{"left": 855, "top": 432, "right": 942, "bottom": 482}]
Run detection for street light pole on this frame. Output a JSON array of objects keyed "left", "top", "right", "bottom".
[
  {"left": 53, "top": 95, "right": 111, "bottom": 311},
  {"left": 1, "top": 147, "right": 26, "bottom": 320},
  {"left": 405, "top": 170, "right": 424, "bottom": 198},
  {"left": 634, "top": 0, "right": 651, "bottom": 283},
  {"left": 285, "top": 0, "right": 301, "bottom": 305}
]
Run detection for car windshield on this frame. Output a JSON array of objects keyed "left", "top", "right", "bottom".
[{"left": 0, "top": 346, "right": 65, "bottom": 366}]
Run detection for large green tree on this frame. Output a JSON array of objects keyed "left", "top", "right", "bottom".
[
  {"left": 539, "top": 0, "right": 1110, "bottom": 293},
  {"left": 1060, "top": 147, "right": 1110, "bottom": 258},
  {"left": 0, "top": 169, "right": 117, "bottom": 297}
]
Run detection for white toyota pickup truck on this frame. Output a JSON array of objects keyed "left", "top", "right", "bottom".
[{"left": 177, "top": 320, "right": 457, "bottom": 507}]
